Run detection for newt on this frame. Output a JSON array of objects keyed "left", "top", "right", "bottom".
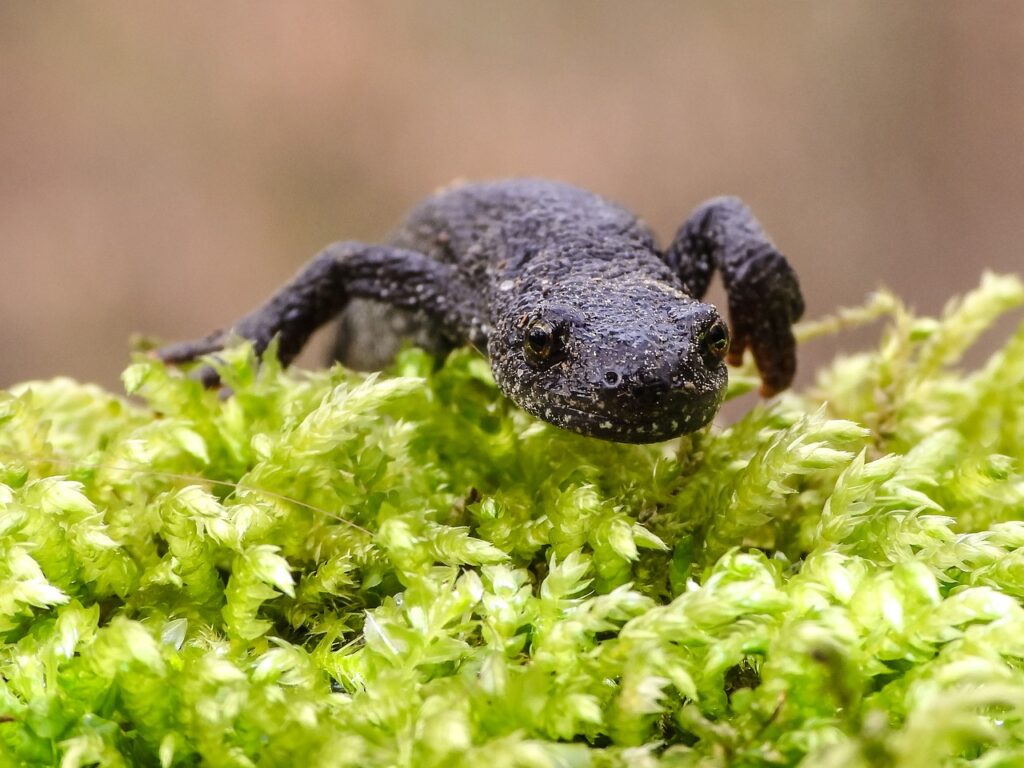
[{"left": 157, "top": 179, "right": 804, "bottom": 443}]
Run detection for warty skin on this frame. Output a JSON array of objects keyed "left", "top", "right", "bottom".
[{"left": 157, "top": 179, "right": 804, "bottom": 443}]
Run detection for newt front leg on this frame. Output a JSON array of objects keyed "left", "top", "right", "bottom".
[
  {"left": 664, "top": 197, "right": 805, "bottom": 395},
  {"left": 156, "top": 241, "right": 480, "bottom": 375}
]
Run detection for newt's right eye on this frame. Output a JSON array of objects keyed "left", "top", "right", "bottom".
[{"left": 523, "top": 319, "right": 564, "bottom": 367}]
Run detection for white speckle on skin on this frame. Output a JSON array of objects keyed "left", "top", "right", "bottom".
[{"left": 499, "top": 279, "right": 515, "bottom": 292}]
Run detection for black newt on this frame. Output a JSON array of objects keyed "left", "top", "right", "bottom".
[{"left": 157, "top": 179, "right": 804, "bottom": 443}]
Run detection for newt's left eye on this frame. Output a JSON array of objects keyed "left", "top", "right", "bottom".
[
  {"left": 523, "top": 319, "right": 565, "bottom": 367},
  {"left": 701, "top": 321, "right": 730, "bottom": 363}
]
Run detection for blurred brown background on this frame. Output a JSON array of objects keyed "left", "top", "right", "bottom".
[{"left": 2, "top": 2, "right": 1022, "bottom": 391}]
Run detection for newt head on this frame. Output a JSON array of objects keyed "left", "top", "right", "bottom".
[{"left": 489, "top": 277, "right": 729, "bottom": 443}]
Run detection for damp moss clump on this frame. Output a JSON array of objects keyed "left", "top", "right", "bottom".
[{"left": 0, "top": 273, "right": 1023, "bottom": 767}]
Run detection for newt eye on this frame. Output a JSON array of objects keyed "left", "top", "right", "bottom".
[
  {"left": 702, "top": 321, "right": 730, "bottom": 364},
  {"left": 523, "top": 319, "right": 563, "bottom": 367}
]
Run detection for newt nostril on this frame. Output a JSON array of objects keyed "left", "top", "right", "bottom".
[
  {"left": 629, "top": 371, "right": 670, "bottom": 404},
  {"left": 603, "top": 370, "right": 621, "bottom": 388}
]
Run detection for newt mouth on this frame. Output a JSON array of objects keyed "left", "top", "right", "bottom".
[{"left": 520, "top": 386, "right": 725, "bottom": 443}]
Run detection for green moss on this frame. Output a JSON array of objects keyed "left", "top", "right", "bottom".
[{"left": 0, "top": 272, "right": 1022, "bottom": 767}]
